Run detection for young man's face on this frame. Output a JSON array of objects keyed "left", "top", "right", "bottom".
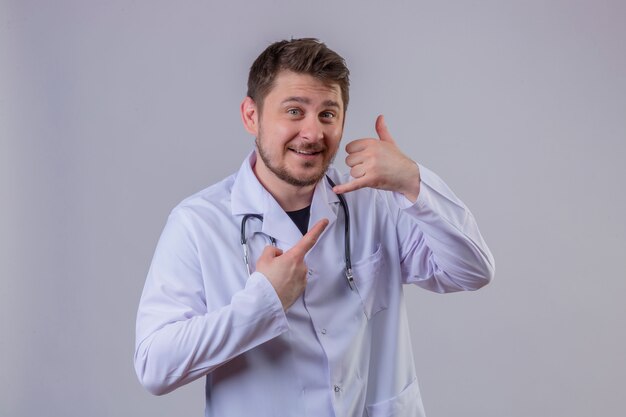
[{"left": 248, "top": 71, "right": 345, "bottom": 188}]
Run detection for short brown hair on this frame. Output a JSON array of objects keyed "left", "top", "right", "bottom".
[{"left": 247, "top": 38, "right": 350, "bottom": 112}]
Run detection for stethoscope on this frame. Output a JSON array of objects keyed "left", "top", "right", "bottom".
[{"left": 240, "top": 175, "right": 354, "bottom": 290}]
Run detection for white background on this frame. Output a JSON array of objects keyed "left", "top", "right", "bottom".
[{"left": 2, "top": 1, "right": 625, "bottom": 416}]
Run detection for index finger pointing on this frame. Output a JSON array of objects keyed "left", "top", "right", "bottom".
[{"left": 289, "top": 218, "right": 329, "bottom": 257}]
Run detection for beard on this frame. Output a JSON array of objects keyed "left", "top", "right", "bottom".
[{"left": 255, "top": 132, "right": 336, "bottom": 187}]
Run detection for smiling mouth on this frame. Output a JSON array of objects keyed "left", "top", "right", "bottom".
[{"left": 289, "top": 148, "right": 323, "bottom": 156}]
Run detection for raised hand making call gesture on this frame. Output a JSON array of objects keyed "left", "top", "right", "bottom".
[{"left": 332, "top": 115, "right": 421, "bottom": 202}]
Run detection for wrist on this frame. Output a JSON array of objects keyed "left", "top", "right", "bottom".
[{"left": 400, "top": 161, "right": 421, "bottom": 202}]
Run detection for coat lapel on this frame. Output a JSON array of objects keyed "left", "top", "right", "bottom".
[{"left": 231, "top": 151, "right": 341, "bottom": 249}]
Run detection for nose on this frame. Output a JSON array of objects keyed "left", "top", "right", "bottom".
[{"left": 300, "top": 115, "right": 324, "bottom": 142}]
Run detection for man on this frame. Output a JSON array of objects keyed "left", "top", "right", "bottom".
[{"left": 135, "top": 38, "right": 494, "bottom": 417}]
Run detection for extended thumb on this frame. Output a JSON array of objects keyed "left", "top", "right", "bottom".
[{"left": 375, "top": 115, "right": 395, "bottom": 143}]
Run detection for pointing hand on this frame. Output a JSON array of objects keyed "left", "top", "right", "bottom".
[{"left": 255, "top": 219, "right": 329, "bottom": 310}]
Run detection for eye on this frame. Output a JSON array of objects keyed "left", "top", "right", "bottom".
[
  {"left": 320, "top": 111, "right": 336, "bottom": 121},
  {"left": 287, "top": 108, "right": 302, "bottom": 116}
]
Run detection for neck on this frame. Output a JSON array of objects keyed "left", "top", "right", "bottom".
[{"left": 252, "top": 155, "right": 316, "bottom": 212}]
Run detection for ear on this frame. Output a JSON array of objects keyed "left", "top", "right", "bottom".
[{"left": 240, "top": 96, "right": 259, "bottom": 136}]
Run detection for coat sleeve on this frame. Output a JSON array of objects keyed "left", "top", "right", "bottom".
[
  {"left": 390, "top": 164, "right": 495, "bottom": 293},
  {"left": 134, "top": 208, "right": 288, "bottom": 395}
]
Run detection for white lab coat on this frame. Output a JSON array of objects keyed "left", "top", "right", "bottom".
[{"left": 135, "top": 151, "right": 495, "bottom": 417}]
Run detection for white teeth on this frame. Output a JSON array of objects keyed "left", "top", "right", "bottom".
[{"left": 292, "top": 149, "right": 318, "bottom": 155}]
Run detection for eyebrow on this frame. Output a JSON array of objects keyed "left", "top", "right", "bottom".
[{"left": 281, "top": 96, "right": 341, "bottom": 109}]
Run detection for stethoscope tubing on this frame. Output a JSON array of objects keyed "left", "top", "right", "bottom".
[{"left": 324, "top": 176, "right": 354, "bottom": 289}]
